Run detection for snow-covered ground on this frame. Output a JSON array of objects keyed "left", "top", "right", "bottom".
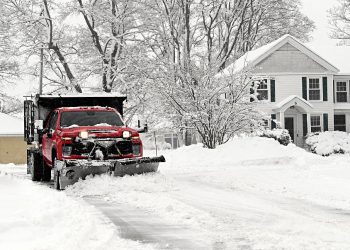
[
  {"left": 1, "top": 137, "right": 350, "bottom": 249},
  {"left": 0, "top": 170, "right": 156, "bottom": 250}
]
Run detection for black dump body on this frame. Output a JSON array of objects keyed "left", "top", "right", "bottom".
[
  {"left": 36, "top": 95, "right": 126, "bottom": 115},
  {"left": 24, "top": 94, "right": 127, "bottom": 144}
]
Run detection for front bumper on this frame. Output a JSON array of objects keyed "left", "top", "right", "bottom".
[{"left": 55, "top": 155, "right": 166, "bottom": 189}]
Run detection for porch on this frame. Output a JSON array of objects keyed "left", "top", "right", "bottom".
[{"left": 272, "top": 95, "right": 314, "bottom": 147}]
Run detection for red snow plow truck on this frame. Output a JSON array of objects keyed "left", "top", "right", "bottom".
[{"left": 24, "top": 94, "right": 165, "bottom": 190}]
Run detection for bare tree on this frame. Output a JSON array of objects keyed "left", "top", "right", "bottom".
[
  {"left": 42, "top": 0, "right": 82, "bottom": 92},
  {"left": 2, "top": 0, "right": 82, "bottom": 93},
  {"left": 75, "top": 0, "right": 139, "bottom": 92},
  {"left": 329, "top": 0, "right": 350, "bottom": 45},
  {"left": 136, "top": 0, "right": 313, "bottom": 148},
  {"left": 0, "top": 2, "right": 20, "bottom": 81}
]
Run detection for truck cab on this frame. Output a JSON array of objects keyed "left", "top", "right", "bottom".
[{"left": 42, "top": 106, "right": 143, "bottom": 167}]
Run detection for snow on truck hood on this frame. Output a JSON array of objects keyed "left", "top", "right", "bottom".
[{"left": 59, "top": 125, "right": 137, "bottom": 137}]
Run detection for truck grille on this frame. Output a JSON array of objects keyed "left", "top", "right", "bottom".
[
  {"left": 71, "top": 139, "right": 133, "bottom": 158},
  {"left": 116, "top": 140, "right": 133, "bottom": 155}
]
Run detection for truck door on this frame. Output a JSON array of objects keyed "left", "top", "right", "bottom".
[{"left": 42, "top": 111, "right": 58, "bottom": 165}]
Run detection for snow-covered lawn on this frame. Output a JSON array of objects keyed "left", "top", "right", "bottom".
[{"left": 1, "top": 137, "right": 350, "bottom": 249}]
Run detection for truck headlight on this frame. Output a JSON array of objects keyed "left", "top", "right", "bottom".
[
  {"left": 122, "top": 131, "right": 131, "bottom": 138},
  {"left": 79, "top": 131, "right": 89, "bottom": 139}
]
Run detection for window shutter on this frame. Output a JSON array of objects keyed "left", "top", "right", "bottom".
[
  {"left": 323, "top": 77, "right": 328, "bottom": 101},
  {"left": 302, "top": 77, "right": 307, "bottom": 100},
  {"left": 323, "top": 113, "right": 328, "bottom": 131},
  {"left": 271, "top": 114, "right": 276, "bottom": 129},
  {"left": 270, "top": 79, "right": 275, "bottom": 102},
  {"left": 303, "top": 114, "right": 308, "bottom": 136},
  {"left": 333, "top": 80, "right": 335, "bottom": 103},
  {"left": 250, "top": 82, "right": 254, "bottom": 102}
]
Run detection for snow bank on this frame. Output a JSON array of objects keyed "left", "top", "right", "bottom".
[
  {"left": 152, "top": 136, "right": 317, "bottom": 174},
  {"left": 0, "top": 171, "right": 156, "bottom": 250},
  {"left": 305, "top": 131, "right": 350, "bottom": 156}
]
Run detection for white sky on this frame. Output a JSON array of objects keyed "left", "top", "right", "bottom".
[
  {"left": 301, "top": 0, "right": 350, "bottom": 73},
  {"left": 6, "top": 1, "right": 350, "bottom": 98}
]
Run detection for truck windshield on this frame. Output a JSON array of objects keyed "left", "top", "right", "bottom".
[{"left": 60, "top": 111, "right": 124, "bottom": 128}]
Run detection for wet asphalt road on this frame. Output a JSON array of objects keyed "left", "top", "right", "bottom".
[{"left": 84, "top": 196, "right": 209, "bottom": 250}]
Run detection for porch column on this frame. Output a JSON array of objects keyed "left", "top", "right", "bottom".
[
  {"left": 279, "top": 112, "right": 284, "bottom": 129},
  {"left": 307, "top": 113, "right": 311, "bottom": 133}
]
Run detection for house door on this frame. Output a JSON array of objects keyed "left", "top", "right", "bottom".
[{"left": 284, "top": 117, "right": 295, "bottom": 143}]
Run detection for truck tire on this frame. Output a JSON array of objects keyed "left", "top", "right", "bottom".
[
  {"left": 42, "top": 161, "right": 52, "bottom": 182},
  {"left": 29, "top": 151, "right": 43, "bottom": 181}
]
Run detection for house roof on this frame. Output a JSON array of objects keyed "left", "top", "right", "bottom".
[
  {"left": 0, "top": 113, "right": 23, "bottom": 136},
  {"left": 221, "top": 34, "right": 340, "bottom": 75},
  {"left": 274, "top": 95, "right": 313, "bottom": 113}
]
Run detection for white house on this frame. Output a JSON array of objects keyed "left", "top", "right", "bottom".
[{"left": 224, "top": 34, "right": 350, "bottom": 147}]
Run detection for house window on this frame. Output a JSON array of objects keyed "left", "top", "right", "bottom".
[
  {"left": 336, "top": 82, "right": 347, "bottom": 102},
  {"left": 310, "top": 115, "right": 322, "bottom": 132},
  {"left": 334, "top": 115, "right": 346, "bottom": 132},
  {"left": 309, "top": 78, "right": 320, "bottom": 100},
  {"left": 256, "top": 79, "right": 268, "bottom": 100}
]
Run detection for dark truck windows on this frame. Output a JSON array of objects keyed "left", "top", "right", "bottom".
[{"left": 60, "top": 111, "right": 124, "bottom": 128}]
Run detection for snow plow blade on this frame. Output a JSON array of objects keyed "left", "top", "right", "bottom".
[
  {"left": 111, "top": 155, "right": 166, "bottom": 177},
  {"left": 55, "top": 155, "right": 165, "bottom": 190}
]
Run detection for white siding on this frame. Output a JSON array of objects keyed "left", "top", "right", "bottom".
[
  {"left": 252, "top": 43, "right": 328, "bottom": 73},
  {"left": 253, "top": 74, "right": 335, "bottom": 132}
]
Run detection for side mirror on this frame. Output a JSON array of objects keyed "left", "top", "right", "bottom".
[
  {"left": 136, "top": 120, "right": 148, "bottom": 133},
  {"left": 47, "top": 129, "right": 53, "bottom": 138},
  {"left": 137, "top": 124, "right": 148, "bottom": 133}
]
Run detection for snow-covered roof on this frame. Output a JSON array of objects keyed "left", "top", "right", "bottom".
[
  {"left": 220, "top": 34, "right": 340, "bottom": 76},
  {"left": 276, "top": 95, "right": 313, "bottom": 109},
  {"left": 274, "top": 95, "right": 313, "bottom": 113},
  {"left": 0, "top": 113, "right": 23, "bottom": 135}
]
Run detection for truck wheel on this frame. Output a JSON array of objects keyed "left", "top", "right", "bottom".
[
  {"left": 42, "top": 160, "right": 52, "bottom": 182},
  {"left": 53, "top": 157, "right": 61, "bottom": 190},
  {"left": 29, "top": 151, "right": 43, "bottom": 181}
]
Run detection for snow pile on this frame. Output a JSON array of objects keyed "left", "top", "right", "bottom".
[
  {"left": 0, "top": 112, "right": 23, "bottom": 135},
  {"left": 259, "top": 129, "right": 291, "bottom": 146},
  {"left": 0, "top": 172, "right": 156, "bottom": 250},
  {"left": 305, "top": 131, "right": 350, "bottom": 155},
  {"left": 152, "top": 136, "right": 316, "bottom": 175}
]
